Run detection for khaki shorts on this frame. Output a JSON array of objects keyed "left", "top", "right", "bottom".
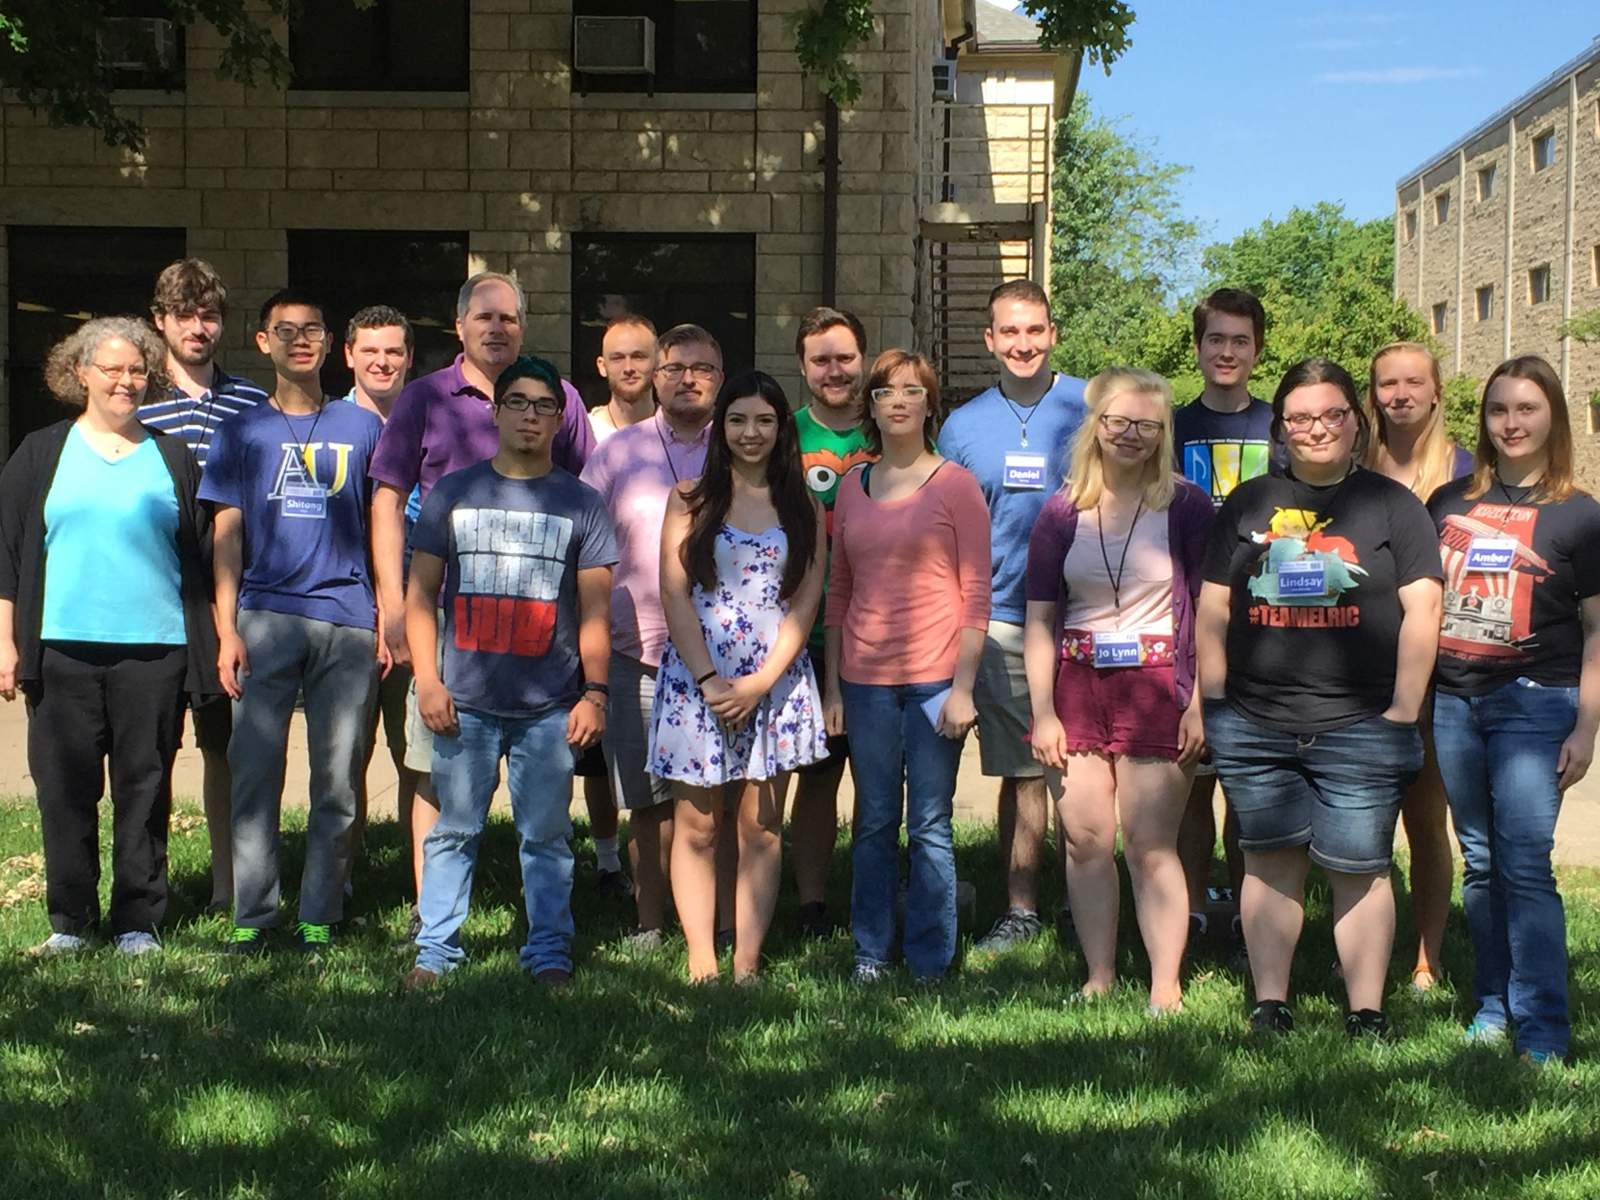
[
  {"left": 602, "top": 650, "right": 674, "bottom": 811},
  {"left": 973, "top": 620, "right": 1043, "bottom": 779},
  {"left": 402, "top": 614, "right": 447, "bottom": 774}
]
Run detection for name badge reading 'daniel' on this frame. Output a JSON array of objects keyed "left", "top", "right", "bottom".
[
  {"left": 281, "top": 482, "right": 329, "bottom": 520},
  {"left": 1465, "top": 537, "right": 1516, "bottom": 573},
  {"left": 1274, "top": 558, "right": 1327, "bottom": 598},
  {"left": 1003, "top": 452, "right": 1047, "bottom": 490},
  {"left": 1092, "top": 633, "right": 1143, "bottom": 669}
]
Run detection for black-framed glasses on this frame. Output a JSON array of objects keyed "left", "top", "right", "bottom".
[
  {"left": 1099, "top": 414, "right": 1162, "bottom": 439},
  {"left": 656, "top": 362, "right": 721, "bottom": 380},
  {"left": 269, "top": 321, "right": 328, "bottom": 344},
  {"left": 498, "top": 395, "right": 563, "bottom": 416},
  {"left": 1282, "top": 406, "right": 1351, "bottom": 434}
]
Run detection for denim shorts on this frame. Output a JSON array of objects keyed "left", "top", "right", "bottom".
[{"left": 1202, "top": 700, "right": 1423, "bottom": 874}]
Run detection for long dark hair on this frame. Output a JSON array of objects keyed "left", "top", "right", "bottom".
[{"left": 683, "top": 370, "right": 816, "bottom": 600}]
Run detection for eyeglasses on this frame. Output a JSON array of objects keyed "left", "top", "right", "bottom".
[
  {"left": 89, "top": 362, "right": 150, "bottom": 383},
  {"left": 870, "top": 386, "right": 928, "bottom": 402},
  {"left": 656, "top": 362, "right": 720, "bottom": 380},
  {"left": 1282, "top": 406, "right": 1351, "bottom": 434},
  {"left": 1099, "top": 414, "right": 1162, "bottom": 439},
  {"left": 268, "top": 322, "right": 328, "bottom": 344},
  {"left": 498, "top": 395, "right": 563, "bottom": 416}
]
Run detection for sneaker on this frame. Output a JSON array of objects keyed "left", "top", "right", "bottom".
[
  {"left": 621, "top": 927, "right": 665, "bottom": 952},
  {"left": 974, "top": 908, "right": 1044, "bottom": 953},
  {"left": 534, "top": 967, "right": 573, "bottom": 989},
  {"left": 1345, "top": 1008, "right": 1393, "bottom": 1041},
  {"left": 1520, "top": 1049, "right": 1564, "bottom": 1068},
  {"left": 225, "top": 926, "right": 268, "bottom": 955},
  {"left": 400, "top": 965, "right": 441, "bottom": 992},
  {"left": 594, "top": 869, "right": 634, "bottom": 900},
  {"left": 797, "top": 901, "right": 835, "bottom": 938},
  {"left": 113, "top": 931, "right": 161, "bottom": 956},
  {"left": 292, "top": 922, "right": 333, "bottom": 952},
  {"left": 852, "top": 960, "right": 888, "bottom": 984},
  {"left": 1248, "top": 999, "right": 1295, "bottom": 1036},
  {"left": 30, "top": 932, "right": 88, "bottom": 958},
  {"left": 1464, "top": 1019, "right": 1508, "bottom": 1046}
]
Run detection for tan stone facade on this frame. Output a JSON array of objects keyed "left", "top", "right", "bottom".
[
  {"left": 1395, "top": 45, "right": 1600, "bottom": 483},
  {"left": 0, "top": 0, "right": 1064, "bottom": 450}
]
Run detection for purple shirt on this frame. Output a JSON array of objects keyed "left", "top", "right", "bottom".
[
  {"left": 578, "top": 409, "right": 710, "bottom": 666},
  {"left": 368, "top": 354, "right": 595, "bottom": 503}
]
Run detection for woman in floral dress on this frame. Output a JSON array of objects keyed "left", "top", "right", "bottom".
[{"left": 652, "top": 370, "right": 828, "bottom": 981}]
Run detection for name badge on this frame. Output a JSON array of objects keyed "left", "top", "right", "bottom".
[
  {"left": 1465, "top": 536, "right": 1516, "bottom": 573},
  {"left": 1003, "top": 452, "right": 1047, "bottom": 490},
  {"left": 1274, "top": 558, "right": 1327, "bottom": 598},
  {"left": 1092, "top": 633, "right": 1142, "bottom": 669},
  {"left": 281, "top": 482, "right": 329, "bottom": 519}
]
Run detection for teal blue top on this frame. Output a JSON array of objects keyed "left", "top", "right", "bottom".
[{"left": 42, "top": 427, "right": 186, "bottom": 645}]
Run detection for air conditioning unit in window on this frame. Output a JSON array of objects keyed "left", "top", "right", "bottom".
[
  {"left": 932, "top": 55, "right": 957, "bottom": 102},
  {"left": 573, "top": 15, "right": 657, "bottom": 74},
  {"left": 97, "top": 17, "right": 179, "bottom": 73}
]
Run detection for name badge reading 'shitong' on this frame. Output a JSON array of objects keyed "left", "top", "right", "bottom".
[
  {"left": 281, "top": 483, "right": 328, "bottom": 519},
  {"left": 1273, "top": 557, "right": 1327, "bottom": 599},
  {"left": 1465, "top": 536, "right": 1516, "bottom": 573}
]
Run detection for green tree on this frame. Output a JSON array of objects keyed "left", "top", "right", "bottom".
[{"left": 1047, "top": 95, "right": 1200, "bottom": 380}]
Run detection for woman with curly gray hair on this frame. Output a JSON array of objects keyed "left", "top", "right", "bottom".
[{"left": 0, "top": 316, "right": 220, "bottom": 956}]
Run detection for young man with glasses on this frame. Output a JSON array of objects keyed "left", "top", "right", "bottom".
[
  {"left": 141, "top": 258, "right": 268, "bottom": 913},
  {"left": 400, "top": 356, "right": 617, "bottom": 991},
  {"left": 936, "top": 280, "right": 1087, "bottom": 953},
  {"left": 201, "top": 289, "right": 384, "bottom": 954}
]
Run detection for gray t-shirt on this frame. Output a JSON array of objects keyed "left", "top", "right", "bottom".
[{"left": 411, "top": 461, "right": 618, "bottom": 718}]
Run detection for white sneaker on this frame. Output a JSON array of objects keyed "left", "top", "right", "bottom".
[
  {"left": 30, "top": 932, "right": 88, "bottom": 957},
  {"left": 113, "top": 931, "right": 161, "bottom": 956}
]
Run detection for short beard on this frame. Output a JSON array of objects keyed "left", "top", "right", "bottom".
[
  {"left": 609, "top": 380, "right": 654, "bottom": 406},
  {"left": 168, "top": 340, "right": 215, "bottom": 369}
]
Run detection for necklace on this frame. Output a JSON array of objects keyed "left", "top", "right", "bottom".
[
  {"left": 1492, "top": 474, "right": 1539, "bottom": 533},
  {"left": 1096, "top": 493, "right": 1146, "bottom": 616},
  {"left": 272, "top": 395, "right": 327, "bottom": 478},
  {"left": 1001, "top": 392, "right": 1042, "bottom": 448}
]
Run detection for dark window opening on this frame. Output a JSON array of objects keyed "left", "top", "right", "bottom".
[
  {"left": 6, "top": 225, "right": 186, "bottom": 453},
  {"left": 103, "top": 1, "right": 187, "bottom": 91},
  {"left": 573, "top": 1, "right": 756, "bottom": 94},
  {"left": 291, "top": 0, "right": 469, "bottom": 91},
  {"left": 571, "top": 233, "right": 755, "bottom": 409},
  {"left": 286, "top": 230, "right": 469, "bottom": 398}
]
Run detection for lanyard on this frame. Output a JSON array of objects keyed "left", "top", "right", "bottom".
[
  {"left": 1096, "top": 495, "right": 1145, "bottom": 615},
  {"left": 1493, "top": 477, "right": 1537, "bottom": 532},
  {"left": 272, "top": 397, "right": 327, "bottom": 480},
  {"left": 654, "top": 416, "right": 682, "bottom": 485}
]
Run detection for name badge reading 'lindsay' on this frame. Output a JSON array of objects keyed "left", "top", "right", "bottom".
[
  {"left": 1092, "top": 633, "right": 1143, "bottom": 668},
  {"left": 1465, "top": 536, "right": 1516, "bottom": 573},
  {"left": 281, "top": 482, "right": 329, "bottom": 519},
  {"left": 1003, "top": 452, "right": 1047, "bottom": 490},
  {"left": 1273, "top": 557, "right": 1327, "bottom": 599}
]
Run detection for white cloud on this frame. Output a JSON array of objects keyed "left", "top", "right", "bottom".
[{"left": 1318, "top": 66, "right": 1479, "bottom": 84}]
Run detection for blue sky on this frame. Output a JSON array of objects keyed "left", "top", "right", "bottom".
[{"left": 1073, "top": 0, "right": 1600, "bottom": 247}]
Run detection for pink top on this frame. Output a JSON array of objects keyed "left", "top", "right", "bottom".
[
  {"left": 824, "top": 462, "right": 992, "bottom": 684},
  {"left": 578, "top": 409, "right": 710, "bottom": 666},
  {"left": 1060, "top": 507, "right": 1174, "bottom": 634}
]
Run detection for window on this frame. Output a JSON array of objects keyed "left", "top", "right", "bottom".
[
  {"left": 6, "top": 225, "right": 186, "bottom": 453},
  {"left": 1477, "top": 163, "right": 1497, "bottom": 201},
  {"left": 286, "top": 230, "right": 468, "bottom": 397},
  {"left": 1434, "top": 191, "right": 1451, "bottom": 224},
  {"left": 1529, "top": 265, "right": 1552, "bottom": 305},
  {"left": 1476, "top": 285, "right": 1494, "bottom": 322},
  {"left": 291, "top": 0, "right": 468, "bottom": 91},
  {"left": 1532, "top": 129, "right": 1556, "bottom": 172},
  {"left": 571, "top": 233, "right": 755, "bottom": 407},
  {"left": 573, "top": 1, "right": 756, "bottom": 93},
  {"left": 1593, "top": 244, "right": 1600, "bottom": 289},
  {"left": 1431, "top": 302, "right": 1448, "bottom": 335},
  {"left": 102, "top": 1, "right": 186, "bottom": 90},
  {"left": 1403, "top": 208, "right": 1418, "bottom": 242}
]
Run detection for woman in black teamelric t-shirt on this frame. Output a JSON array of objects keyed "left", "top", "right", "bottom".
[
  {"left": 1427, "top": 356, "right": 1600, "bottom": 1066},
  {"left": 1195, "top": 358, "right": 1443, "bottom": 1039}
]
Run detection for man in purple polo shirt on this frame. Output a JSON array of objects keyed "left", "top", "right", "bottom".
[
  {"left": 580, "top": 323, "right": 720, "bottom": 946},
  {"left": 369, "top": 270, "right": 594, "bottom": 930}
]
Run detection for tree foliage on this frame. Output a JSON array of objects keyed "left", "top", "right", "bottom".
[
  {"left": 1561, "top": 307, "right": 1600, "bottom": 345},
  {"left": 1017, "top": 0, "right": 1135, "bottom": 71}
]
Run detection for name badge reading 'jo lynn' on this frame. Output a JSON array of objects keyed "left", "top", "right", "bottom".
[
  {"left": 1092, "top": 633, "right": 1143, "bottom": 669},
  {"left": 1465, "top": 536, "right": 1516, "bottom": 573},
  {"left": 1273, "top": 557, "right": 1327, "bottom": 598},
  {"left": 1003, "top": 452, "right": 1047, "bottom": 490},
  {"left": 281, "top": 482, "right": 329, "bottom": 519}
]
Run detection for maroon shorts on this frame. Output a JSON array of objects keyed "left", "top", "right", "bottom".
[{"left": 1053, "top": 658, "right": 1181, "bottom": 759}]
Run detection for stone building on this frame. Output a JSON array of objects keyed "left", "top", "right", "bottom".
[
  {"left": 0, "top": 0, "right": 1074, "bottom": 453},
  {"left": 1395, "top": 38, "right": 1600, "bottom": 479}
]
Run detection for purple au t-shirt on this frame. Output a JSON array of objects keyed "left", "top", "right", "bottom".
[{"left": 368, "top": 354, "right": 595, "bottom": 503}]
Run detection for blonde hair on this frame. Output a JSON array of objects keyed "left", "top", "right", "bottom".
[
  {"left": 1064, "top": 367, "right": 1177, "bottom": 512},
  {"left": 1364, "top": 342, "right": 1458, "bottom": 500}
]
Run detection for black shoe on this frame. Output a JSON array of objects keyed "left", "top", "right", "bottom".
[
  {"left": 797, "top": 901, "right": 834, "bottom": 938},
  {"left": 1345, "top": 1008, "right": 1393, "bottom": 1041},
  {"left": 226, "top": 925, "right": 269, "bottom": 956},
  {"left": 292, "top": 922, "right": 334, "bottom": 952},
  {"left": 594, "top": 868, "right": 634, "bottom": 900},
  {"left": 1248, "top": 1000, "right": 1294, "bottom": 1036}
]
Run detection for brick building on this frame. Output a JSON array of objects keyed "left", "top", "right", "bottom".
[
  {"left": 0, "top": 0, "right": 1073, "bottom": 454},
  {"left": 1395, "top": 38, "right": 1600, "bottom": 481}
]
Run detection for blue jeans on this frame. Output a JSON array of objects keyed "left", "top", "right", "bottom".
[
  {"left": 1433, "top": 679, "right": 1577, "bottom": 1057},
  {"left": 416, "top": 708, "right": 577, "bottom": 977},
  {"left": 842, "top": 679, "right": 965, "bottom": 978}
]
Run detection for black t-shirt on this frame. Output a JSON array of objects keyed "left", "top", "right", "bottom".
[
  {"left": 1203, "top": 467, "right": 1443, "bottom": 732},
  {"left": 1172, "top": 396, "right": 1285, "bottom": 508},
  {"left": 1427, "top": 477, "right": 1600, "bottom": 696}
]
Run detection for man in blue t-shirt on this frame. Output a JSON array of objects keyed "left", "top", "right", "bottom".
[
  {"left": 400, "top": 356, "right": 617, "bottom": 991},
  {"left": 936, "top": 280, "right": 1087, "bottom": 953},
  {"left": 200, "top": 288, "right": 384, "bottom": 955}
]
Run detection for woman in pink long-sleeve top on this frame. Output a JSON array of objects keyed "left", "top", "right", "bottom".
[{"left": 822, "top": 349, "right": 991, "bottom": 982}]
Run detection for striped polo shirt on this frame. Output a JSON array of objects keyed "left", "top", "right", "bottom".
[{"left": 140, "top": 366, "right": 269, "bottom": 467}]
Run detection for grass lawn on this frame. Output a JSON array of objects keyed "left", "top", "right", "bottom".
[{"left": 2, "top": 793, "right": 1598, "bottom": 1200}]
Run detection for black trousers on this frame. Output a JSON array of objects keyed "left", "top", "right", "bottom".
[{"left": 27, "top": 642, "right": 187, "bottom": 935}]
